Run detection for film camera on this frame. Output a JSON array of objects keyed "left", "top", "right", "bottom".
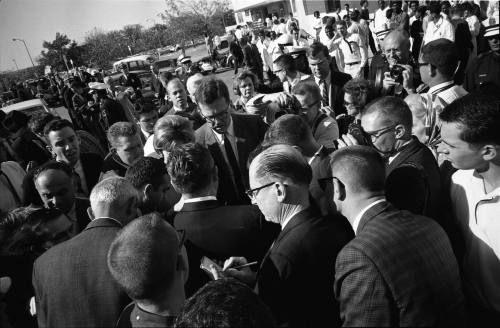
[{"left": 389, "top": 64, "right": 405, "bottom": 84}]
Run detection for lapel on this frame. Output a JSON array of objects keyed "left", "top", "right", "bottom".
[
  {"left": 387, "top": 137, "right": 421, "bottom": 173},
  {"left": 231, "top": 114, "right": 248, "bottom": 166},
  {"left": 356, "top": 201, "right": 392, "bottom": 234},
  {"left": 275, "top": 207, "right": 317, "bottom": 247}
]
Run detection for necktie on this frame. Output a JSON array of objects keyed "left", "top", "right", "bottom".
[
  {"left": 72, "top": 169, "right": 86, "bottom": 197},
  {"left": 320, "top": 80, "right": 329, "bottom": 107},
  {"left": 223, "top": 134, "right": 245, "bottom": 195},
  {"left": 343, "top": 37, "right": 353, "bottom": 53}
]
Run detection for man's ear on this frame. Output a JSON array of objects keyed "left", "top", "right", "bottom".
[
  {"left": 87, "top": 207, "right": 95, "bottom": 221},
  {"left": 143, "top": 184, "right": 154, "bottom": 200},
  {"left": 429, "top": 65, "right": 438, "bottom": 78},
  {"left": 481, "top": 144, "right": 498, "bottom": 162},
  {"left": 275, "top": 182, "right": 287, "bottom": 203},
  {"left": 394, "top": 124, "right": 407, "bottom": 140},
  {"left": 333, "top": 178, "right": 346, "bottom": 202}
]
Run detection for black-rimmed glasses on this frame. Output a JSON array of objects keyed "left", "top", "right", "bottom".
[
  {"left": 364, "top": 124, "right": 397, "bottom": 143},
  {"left": 245, "top": 181, "right": 275, "bottom": 200},
  {"left": 200, "top": 106, "right": 230, "bottom": 123}
]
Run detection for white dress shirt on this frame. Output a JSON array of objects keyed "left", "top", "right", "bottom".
[
  {"left": 183, "top": 195, "right": 217, "bottom": 204},
  {"left": 374, "top": 7, "right": 390, "bottom": 32},
  {"left": 351, "top": 199, "right": 387, "bottom": 234},
  {"left": 423, "top": 17, "right": 455, "bottom": 45}
]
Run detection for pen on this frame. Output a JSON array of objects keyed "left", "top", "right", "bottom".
[{"left": 225, "top": 261, "right": 259, "bottom": 271}]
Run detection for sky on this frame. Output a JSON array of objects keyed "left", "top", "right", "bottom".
[{"left": 0, "top": 0, "right": 169, "bottom": 71}]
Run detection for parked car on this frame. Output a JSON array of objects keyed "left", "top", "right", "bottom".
[{"left": 0, "top": 98, "right": 72, "bottom": 122}]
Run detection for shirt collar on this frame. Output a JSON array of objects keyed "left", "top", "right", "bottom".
[
  {"left": 141, "top": 128, "right": 152, "bottom": 139},
  {"left": 352, "top": 199, "right": 386, "bottom": 234},
  {"left": 428, "top": 80, "right": 454, "bottom": 94},
  {"left": 92, "top": 217, "right": 123, "bottom": 227},
  {"left": 211, "top": 115, "right": 234, "bottom": 143},
  {"left": 314, "top": 72, "right": 331, "bottom": 85},
  {"left": 183, "top": 195, "right": 217, "bottom": 204}
]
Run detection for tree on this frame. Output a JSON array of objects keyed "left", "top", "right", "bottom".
[{"left": 38, "top": 33, "right": 86, "bottom": 71}]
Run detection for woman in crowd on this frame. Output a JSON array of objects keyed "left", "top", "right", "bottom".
[{"left": 233, "top": 71, "right": 262, "bottom": 113}]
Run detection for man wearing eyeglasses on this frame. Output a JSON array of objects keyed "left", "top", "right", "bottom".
[
  {"left": 214, "top": 144, "right": 353, "bottom": 328},
  {"left": 337, "top": 96, "right": 442, "bottom": 221},
  {"left": 194, "top": 78, "right": 267, "bottom": 205}
]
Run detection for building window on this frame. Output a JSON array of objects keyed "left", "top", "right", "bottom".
[{"left": 326, "top": 0, "right": 341, "bottom": 13}]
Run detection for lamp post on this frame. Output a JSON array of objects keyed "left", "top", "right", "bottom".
[
  {"left": 12, "top": 59, "right": 19, "bottom": 70},
  {"left": 12, "top": 38, "right": 36, "bottom": 68}
]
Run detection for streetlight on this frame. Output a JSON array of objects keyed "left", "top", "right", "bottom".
[
  {"left": 12, "top": 59, "right": 19, "bottom": 70},
  {"left": 12, "top": 38, "right": 36, "bottom": 68}
]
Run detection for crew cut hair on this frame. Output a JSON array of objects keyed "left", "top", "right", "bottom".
[
  {"left": 166, "top": 143, "right": 214, "bottom": 194},
  {"left": 439, "top": 93, "right": 500, "bottom": 146},
  {"left": 362, "top": 96, "right": 413, "bottom": 130},
  {"left": 292, "top": 80, "right": 322, "bottom": 103},
  {"left": 308, "top": 41, "right": 330, "bottom": 59},
  {"left": 194, "top": 78, "right": 230, "bottom": 105},
  {"left": 263, "top": 114, "right": 312, "bottom": 148},
  {"left": 330, "top": 145, "right": 386, "bottom": 194},
  {"left": 253, "top": 144, "right": 312, "bottom": 186},
  {"left": 421, "top": 39, "right": 459, "bottom": 78},
  {"left": 125, "top": 157, "right": 168, "bottom": 190},
  {"left": 107, "top": 213, "right": 178, "bottom": 301},
  {"left": 107, "top": 122, "right": 139, "bottom": 148},
  {"left": 273, "top": 54, "right": 296, "bottom": 73},
  {"left": 89, "top": 177, "right": 138, "bottom": 211}
]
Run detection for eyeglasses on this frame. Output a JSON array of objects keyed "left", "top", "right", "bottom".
[
  {"left": 364, "top": 124, "right": 397, "bottom": 143},
  {"left": 245, "top": 181, "right": 276, "bottom": 200},
  {"left": 200, "top": 106, "right": 229, "bottom": 123},
  {"left": 318, "top": 176, "right": 334, "bottom": 190}
]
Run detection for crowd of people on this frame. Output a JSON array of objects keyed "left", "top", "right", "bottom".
[{"left": 0, "top": 0, "right": 499, "bottom": 327}]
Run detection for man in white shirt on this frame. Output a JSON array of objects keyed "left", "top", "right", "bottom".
[
  {"left": 437, "top": 93, "right": 500, "bottom": 324},
  {"left": 135, "top": 102, "right": 158, "bottom": 156},
  {"left": 419, "top": 38, "right": 468, "bottom": 104},
  {"left": 339, "top": 3, "right": 351, "bottom": 20},
  {"left": 273, "top": 54, "right": 312, "bottom": 94},
  {"left": 313, "top": 11, "right": 323, "bottom": 41},
  {"left": 256, "top": 30, "right": 273, "bottom": 76},
  {"left": 330, "top": 20, "right": 367, "bottom": 79},
  {"left": 375, "top": 1, "right": 390, "bottom": 32},
  {"left": 234, "top": 26, "right": 243, "bottom": 41},
  {"left": 423, "top": 2, "right": 455, "bottom": 45}
]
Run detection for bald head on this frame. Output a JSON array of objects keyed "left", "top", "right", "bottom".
[
  {"left": 250, "top": 144, "right": 312, "bottom": 187},
  {"left": 330, "top": 146, "right": 386, "bottom": 195},
  {"left": 383, "top": 30, "right": 411, "bottom": 63}
]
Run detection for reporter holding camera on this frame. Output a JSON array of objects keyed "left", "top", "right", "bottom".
[{"left": 371, "top": 30, "right": 421, "bottom": 98}]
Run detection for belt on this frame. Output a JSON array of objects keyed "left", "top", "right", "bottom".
[{"left": 345, "top": 61, "right": 361, "bottom": 66}]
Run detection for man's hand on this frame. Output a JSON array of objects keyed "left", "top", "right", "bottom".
[
  {"left": 400, "top": 64, "right": 415, "bottom": 94},
  {"left": 336, "top": 133, "right": 360, "bottom": 149},
  {"left": 220, "top": 257, "right": 257, "bottom": 286}
]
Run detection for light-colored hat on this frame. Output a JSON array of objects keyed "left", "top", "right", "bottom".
[
  {"left": 483, "top": 17, "right": 499, "bottom": 38},
  {"left": 375, "top": 29, "right": 391, "bottom": 41}
]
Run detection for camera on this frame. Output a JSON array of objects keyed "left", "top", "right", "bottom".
[
  {"left": 348, "top": 122, "right": 372, "bottom": 146},
  {"left": 389, "top": 64, "right": 405, "bottom": 84}
]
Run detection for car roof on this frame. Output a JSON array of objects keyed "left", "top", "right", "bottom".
[{"left": 1, "top": 99, "right": 47, "bottom": 114}]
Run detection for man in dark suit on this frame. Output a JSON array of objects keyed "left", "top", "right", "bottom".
[
  {"left": 44, "top": 119, "right": 103, "bottom": 197},
  {"left": 194, "top": 78, "right": 267, "bottom": 205},
  {"left": 217, "top": 144, "right": 354, "bottom": 328},
  {"left": 307, "top": 41, "right": 351, "bottom": 116},
  {"left": 117, "top": 63, "right": 143, "bottom": 99},
  {"left": 338, "top": 96, "right": 442, "bottom": 221},
  {"left": 150, "top": 63, "right": 166, "bottom": 106},
  {"left": 33, "top": 161, "right": 91, "bottom": 233},
  {"left": 32, "top": 177, "right": 137, "bottom": 328},
  {"left": 167, "top": 143, "right": 278, "bottom": 296},
  {"left": 330, "top": 146, "right": 464, "bottom": 326}
]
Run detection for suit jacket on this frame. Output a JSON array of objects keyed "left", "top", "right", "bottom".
[
  {"left": 386, "top": 137, "right": 442, "bottom": 222},
  {"left": 334, "top": 201, "right": 465, "bottom": 327},
  {"left": 74, "top": 197, "right": 91, "bottom": 232},
  {"left": 33, "top": 218, "right": 130, "bottom": 328},
  {"left": 173, "top": 199, "right": 279, "bottom": 296},
  {"left": 10, "top": 130, "right": 51, "bottom": 168},
  {"left": 150, "top": 74, "right": 166, "bottom": 104},
  {"left": 80, "top": 152, "right": 103, "bottom": 193},
  {"left": 326, "top": 65, "right": 352, "bottom": 115},
  {"left": 195, "top": 113, "right": 267, "bottom": 205},
  {"left": 257, "top": 207, "right": 354, "bottom": 328}
]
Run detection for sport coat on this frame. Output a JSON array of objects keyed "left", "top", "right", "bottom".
[
  {"left": 334, "top": 201, "right": 465, "bottom": 327},
  {"left": 80, "top": 152, "right": 103, "bottom": 194},
  {"left": 195, "top": 113, "right": 267, "bottom": 204},
  {"left": 33, "top": 218, "right": 130, "bottom": 328},
  {"left": 325, "top": 65, "right": 352, "bottom": 115},
  {"left": 174, "top": 199, "right": 279, "bottom": 296},
  {"left": 386, "top": 137, "right": 442, "bottom": 222},
  {"left": 74, "top": 197, "right": 91, "bottom": 232},
  {"left": 257, "top": 207, "right": 354, "bottom": 328}
]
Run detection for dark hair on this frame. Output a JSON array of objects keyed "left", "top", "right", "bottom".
[
  {"left": 362, "top": 96, "right": 413, "bottom": 130},
  {"left": 330, "top": 145, "right": 386, "bottom": 194},
  {"left": 439, "top": 93, "right": 500, "bottom": 146},
  {"left": 279, "top": 18, "right": 285, "bottom": 23},
  {"left": 292, "top": 80, "right": 322, "bottom": 103},
  {"left": 134, "top": 100, "right": 157, "bottom": 119},
  {"left": 314, "top": 10, "right": 320, "bottom": 16},
  {"left": 33, "top": 160, "right": 73, "bottom": 184},
  {"left": 350, "top": 9, "right": 361, "bottom": 21},
  {"left": 417, "top": 5, "right": 428, "bottom": 16},
  {"left": 43, "top": 119, "right": 74, "bottom": 138},
  {"left": 421, "top": 38, "right": 458, "bottom": 78},
  {"left": 263, "top": 114, "right": 312, "bottom": 147},
  {"left": 429, "top": 2, "right": 441, "bottom": 15},
  {"left": 70, "top": 80, "right": 84, "bottom": 89},
  {"left": 194, "top": 78, "right": 230, "bottom": 106},
  {"left": 0, "top": 206, "right": 65, "bottom": 256},
  {"left": 360, "top": 0, "right": 368, "bottom": 6},
  {"left": 273, "top": 54, "right": 296, "bottom": 73},
  {"left": 233, "top": 71, "right": 260, "bottom": 96},
  {"left": 343, "top": 78, "right": 372, "bottom": 95},
  {"left": 255, "top": 145, "right": 312, "bottom": 186},
  {"left": 107, "top": 122, "right": 138, "bottom": 148},
  {"left": 175, "top": 278, "right": 276, "bottom": 328},
  {"left": 153, "top": 115, "right": 195, "bottom": 152},
  {"left": 125, "top": 157, "right": 168, "bottom": 190},
  {"left": 107, "top": 213, "right": 179, "bottom": 301},
  {"left": 28, "top": 112, "right": 56, "bottom": 135},
  {"left": 166, "top": 143, "right": 214, "bottom": 194},
  {"left": 308, "top": 41, "right": 330, "bottom": 59}
]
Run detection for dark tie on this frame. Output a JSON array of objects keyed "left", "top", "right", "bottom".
[
  {"left": 320, "top": 80, "right": 329, "bottom": 107},
  {"left": 223, "top": 134, "right": 245, "bottom": 195},
  {"left": 72, "top": 169, "right": 86, "bottom": 197},
  {"left": 343, "top": 38, "right": 353, "bottom": 53}
]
